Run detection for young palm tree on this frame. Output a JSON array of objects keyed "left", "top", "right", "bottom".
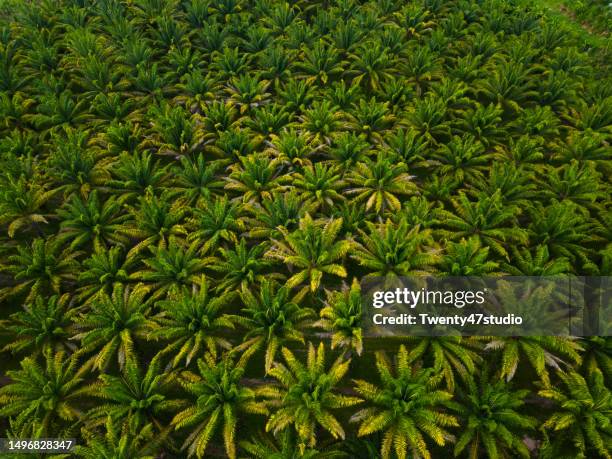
[
  {"left": 3, "top": 293, "right": 77, "bottom": 356},
  {"left": 167, "top": 155, "right": 226, "bottom": 207},
  {"left": 435, "top": 191, "right": 528, "bottom": 260},
  {"left": 187, "top": 195, "right": 244, "bottom": 254},
  {"left": 528, "top": 200, "right": 598, "bottom": 267},
  {"left": 539, "top": 369, "right": 612, "bottom": 459},
  {"left": 263, "top": 342, "right": 361, "bottom": 452},
  {"left": 86, "top": 353, "right": 183, "bottom": 431},
  {"left": 485, "top": 334, "right": 582, "bottom": 386},
  {"left": 77, "top": 245, "right": 134, "bottom": 301},
  {"left": 0, "top": 237, "right": 80, "bottom": 303},
  {"left": 351, "top": 345, "right": 458, "bottom": 459},
  {"left": 0, "top": 174, "right": 56, "bottom": 238},
  {"left": 73, "top": 282, "right": 151, "bottom": 371},
  {"left": 266, "top": 214, "right": 351, "bottom": 294},
  {"left": 352, "top": 219, "right": 438, "bottom": 279},
  {"left": 449, "top": 366, "right": 537, "bottom": 458},
  {"left": 225, "top": 154, "right": 283, "bottom": 203},
  {"left": 432, "top": 134, "right": 494, "bottom": 183},
  {"left": 316, "top": 277, "right": 364, "bottom": 356},
  {"left": 346, "top": 155, "right": 416, "bottom": 215},
  {"left": 74, "top": 417, "right": 161, "bottom": 459},
  {"left": 291, "top": 163, "right": 346, "bottom": 213},
  {"left": 122, "top": 191, "right": 189, "bottom": 257},
  {"left": 172, "top": 353, "right": 268, "bottom": 459},
  {"left": 233, "top": 279, "right": 314, "bottom": 372},
  {"left": 243, "top": 191, "right": 305, "bottom": 240},
  {"left": 131, "top": 238, "right": 210, "bottom": 301},
  {"left": 439, "top": 236, "right": 500, "bottom": 275},
  {"left": 401, "top": 336, "right": 483, "bottom": 392},
  {"left": 57, "top": 191, "right": 130, "bottom": 251},
  {"left": 210, "top": 238, "right": 274, "bottom": 292},
  {"left": 148, "top": 275, "right": 237, "bottom": 367},
  {"left": 0, "top": 350, "right": 88, "bottom": 435}
]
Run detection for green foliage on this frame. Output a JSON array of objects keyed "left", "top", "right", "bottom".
[
  {"left": 0, "top": 0, "right": 610, "bottom": 456},
  {"left": 352, "top": 345, "right": 458, "bottom": 459}
]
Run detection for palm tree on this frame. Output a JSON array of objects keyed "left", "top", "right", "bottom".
[
  {"left": 172, "top": 353, "right": 268, "bottom": 459},
  {"left": 580, "top": 337, "right": 612, "bottom": 383},
  {"left": 0, "top": 174, "right": 56, "bottom": 238},
  {"left": 352, "top": 219, "right": 438, "bottom": 279},
  {"left": 263, "top": 342, "right": 361, "bottom": 452},
  {"left": 123, "top": 191, "right": 189, "bottom": 257},
  {"left": 243, "top": 192, "right": 305, "bottom": 240},
  {"left": 108, "top": 151, "right": 168, "bottom": 200},
  {"left": 316, "top": 278, "right": 364, "bottom": 356},
  {"left": 291, "top": 163, "right": 346, "bottom": 213},
  {"left": 449, "top": 366, "right": 537, "bottom": 458},
  {"left": 539, "top": 369, "right": 612, "bottom": 459},
  {"left": 346, "top": 155, "right": 416, "bottom": 215},
  {"left": 351, "top": 345, "right": 458, "bottom": 459},
  {"left": 0, "top": 350, "right": 88, "bottom": 435},
  {"left": 73, "top": 282, "right": 150, "bottom": 371},
  {"left": 57, "top": 191, "right": 130, "bottom": 251},
  {"left": 297, "top": 40, "right": 344, "bottom": 85},
  {"left": 439, "top": 236, "right": 500, "bottom": 275},
  {"left": 86, "top": 353, "right": 183, "bottom": 431},
  {"left": 74, "top": 417, "right": 161, "bottom": 459},
  {"left": 233, "top": 279, "right": 314, "bottom": 372},
  {"left": 432, "top": 134, "right": 494, "bottom": 183},
  {"left": 401, "top": 336, "right": 483, "bottom": 392},
  {"left": 266, "top": 214, "right": 351, "bottom": 294},
  {"left": 528, "top": 200, "right": 598, "bottom": 267},
  {"left": 225, "top": 154, "right": 283, "bottom": 203},
  {"left": 77, "top": 245, "right": 134, "bottom": 301},
  {"left": 485, "top": 335, "right": 582, "bottom": 386},
  {"left": 210, "top": 238, "right": 274, "bottom": 292},
  {"left": 2, "top": 293, "right": 77, "bottom": 356},
  {"left": 131, "top": 238, "right": 210, "bottom": 301},
  {"left": 0, "top": 237, "right": 80, "bottom": 303},
  {"left": 167, "top": 155, "right": 225, "bottom": 207},
  {"left": 435, "top": 191, "right": 528, "bottom": 260},
  {"left": 502, "top": 245, "right": 571, "bottom": 276},
  {"left": 148, "top": 275, "right": 237, "bottom": 367},
  {"left": 187, "top": 195, "right": 244, "bottom": 254}
]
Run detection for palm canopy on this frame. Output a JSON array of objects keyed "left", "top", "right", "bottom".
[{"left": 351, "top": 345, "right": 458, "bottom": 459}]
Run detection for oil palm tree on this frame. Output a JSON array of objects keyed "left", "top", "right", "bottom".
[
  {"left": 57, "top": 191, "right": 130, "bottom": 251},
  {"left": 233, "top": 279, "right": 314, "bottom": 372},
  {"left": 266, "top": 214, "right": 351, "bottom": 294},
  {"left": 148, "top": 275, "right": 237, "bottom": 367},
  {"left": 263, "top": 342, "right": 361, "bottom": 452},
  {"left": 449, "top": 366, "right": 537, "bottom": 458},
  {"left": 0, "top": 237, "right": 80, "bottom": 303},
  {"left": 131, "top": 238, "right": 210, "bottom": 301},
  {"left": 351, "top": 345, "right": 458, "bottom": 459},
  {"left": 86, "top": 353, "right": 183, "bottom": 431},
  {"left": 346, "top": 155, "right": 416, "bottom": 215},
  {"left": 539, "top": 369, "right": 612, "bottom": 459},
  {"left": 435, "top": 191, "right": 528, "bottom": 260},
  {"left": 74, "top": 417, "right": 161, "bottom": 459},
  {"left": 171, "top": 353, "right": 268, "bottom": 459},
  {"left": 73, "top": 282, "right": 151, "bottom": 371},
  {"left": 0, "top": 174, "right": 56, "bottom": 238},
  {"left": 0, "top": 350, "right": 88, "bottom": 435},
  {"left": 2, "top": 293, "right": 77, "bottom": 356},
  {"left": 352, "top": 219, "right": 438, "bottom": 279},
  {"left": 316, "top": 277, "right": 363, "bottom": 356}
]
